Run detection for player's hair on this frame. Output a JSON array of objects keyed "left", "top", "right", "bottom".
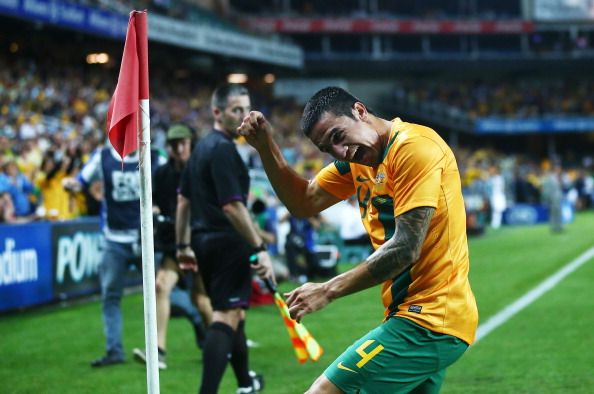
[
  {"left": 211, "top": 83, "right": 249, "bottom": 110},
  {"left": 300, "top": 86, "right": 373, "bottom": 137}
]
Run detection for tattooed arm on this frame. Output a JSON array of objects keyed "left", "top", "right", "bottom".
[
  {"left": 285, "top": 206, "right": 435, "bottom": 322},
  {"left": 365, "top": 206, "right": 435, "bottom": 281}
]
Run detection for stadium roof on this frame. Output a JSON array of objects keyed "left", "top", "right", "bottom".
[{"left": 0, "top": 0, "right": 304, "bottom": 69}]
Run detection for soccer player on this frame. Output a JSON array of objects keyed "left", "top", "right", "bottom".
[
  {"left": 176, "top": 84, "right": 275, "bottom": 394},
  {"left": 238, "top": 87, "right": 478, "bottom": 393}
]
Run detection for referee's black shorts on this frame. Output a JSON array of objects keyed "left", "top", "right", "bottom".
[{"left": 191, "top": 231, "right": 252, "bottom": 311}]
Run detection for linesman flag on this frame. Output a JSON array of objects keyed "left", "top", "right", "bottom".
[
  {"left": 106, "top": 10, "right": 149, "bottom": 159},
  {"left": 272, "top": 290, "right": 324, "bottom": 363},
  {"left": 251, "top": 256, "right": 323, "bottom": 363}
]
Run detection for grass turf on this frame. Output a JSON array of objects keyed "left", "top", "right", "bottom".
[{"left": 1, "top": 211, "right": 593, "bottom": 393}]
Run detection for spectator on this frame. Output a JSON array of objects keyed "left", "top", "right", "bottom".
[
  {"left": 35, "top": 150, "right": 78, "bottom": 220},
  {"left": 282, "top": 213, "right": 322, "bottom": 283},
  {"left": 514, "top": 168, "right": 540, "bottom": 204},
  {"left": 573, "top": 168, "right": 593, "bottom": 210},
  {"left": 0, "top": 191, "right": 16, "bottom": 223},
  {"left": 63, "top": 144, "right": 166, "bottom": 367},
  {"left": 487, "top": 165, "right": 506, "bottom": 229},
  {"left": 250, "top": 197, "right": 277, "bottom": 250},
  {"left": 249, "top": 198, "right": 279, "bottom": 306},
  {"left": 0, "top": 157, "right": 35, "bottom": 218},
  {"left": 542, "top": 163, "right": 564, "bottom": 233}
]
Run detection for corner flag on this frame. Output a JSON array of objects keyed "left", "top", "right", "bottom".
[
  {"left": 106, "top": 11, "right": 160, "bottom": 394},
  {"left": 106, "top": 11, "right": 149, "bottom": 159}
]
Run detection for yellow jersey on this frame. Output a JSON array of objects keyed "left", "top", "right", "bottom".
[
  {"left": 35, "top": 170, "right": 79, "bottom": 220},
  {"left": 316, "top": 118, "right": 478, "bottom": 344}
]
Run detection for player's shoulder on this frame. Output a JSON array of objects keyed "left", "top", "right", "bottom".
[
  {"left": 394, "top": 119, "right": 439, "bottom": 141},
  {"left": 393, "top": 120, "right": 446, "bottom": 151},
  {"left": 383, "top": 120, "right": 449, "bottom": 166}
]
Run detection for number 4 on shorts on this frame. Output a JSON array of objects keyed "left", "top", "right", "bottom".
[{"left": 355, "top": 340, "right": 384, "bottom": 368}]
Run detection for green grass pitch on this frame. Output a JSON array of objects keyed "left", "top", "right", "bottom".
[{"left": 1, "top": 211, "right": 593, "bottom": 393}]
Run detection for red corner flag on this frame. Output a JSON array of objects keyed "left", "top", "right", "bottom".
[{"left": 106, "top": 11, "right": 149, "bottom": 159}]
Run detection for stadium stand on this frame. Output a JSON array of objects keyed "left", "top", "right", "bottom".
[{"left": 1, "top": 0, "right": 593, "bottom": 311}]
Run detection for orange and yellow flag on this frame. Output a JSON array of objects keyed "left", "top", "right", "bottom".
[{"left": 272, "top": 292, "right": 323, "bottom": 363}]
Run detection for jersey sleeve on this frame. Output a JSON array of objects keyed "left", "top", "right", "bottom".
[
  {"left": 389, "top": 135, "right": 446, "bottom": 217},
  {"left": 76, "top": 148, "right": 102, "bottom": 186},
  {"left": 315, "top": 160, "right": 356, "bottom": 200},
  {"left": 211, "top": 142, "right": 245, "bottom": 206}
]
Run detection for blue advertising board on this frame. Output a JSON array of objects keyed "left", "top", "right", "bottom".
[
  {"left": 0, "top": 218, "right": 145, "bottom": 313},
  {"left": 475, "top": 117, "right": 594, "bottom": 134},
  {"left": 502, "top": 202, "right": 574, "bottom": 226},
  {"left": 0, "top": 222, "right": 53, "bottom": 311},
  {"left": 0, "top": 0, "right": 127, "bottom": 38},
  {"left": 51, "top": 218, "right": 103, "bottom": 299}
]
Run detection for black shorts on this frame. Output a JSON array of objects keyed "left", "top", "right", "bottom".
[
  {"left": 154, "top": 219, "right": 176, "bottom": 260},
  {"left": 191, "top": 231, "right": 252, "bottom": 311}
]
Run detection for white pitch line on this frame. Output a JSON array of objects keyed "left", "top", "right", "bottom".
[{"left": 474, "top": 246, "right": 594, "bottom": 344}]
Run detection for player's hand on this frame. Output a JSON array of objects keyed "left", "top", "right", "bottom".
[
  {"left": 284, "top": 282, "right": 331, "bottom": 323},
  {"left": 237, "top": 111, "right": 273, "bottom": 151},
  {"left": 251, "top": 251, "right": 276, "bottom": 285},
  {"left": 176, "top": 247, "right": 198, "bottom": 272}
]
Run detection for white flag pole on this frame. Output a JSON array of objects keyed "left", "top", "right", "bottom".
[{"left": 138, "top": 98, "right": 160, "bottom": 394}]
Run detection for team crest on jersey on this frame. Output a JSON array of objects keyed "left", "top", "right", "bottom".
[{"left": 375, "top": 172, "right": 386, "bottom": 184}]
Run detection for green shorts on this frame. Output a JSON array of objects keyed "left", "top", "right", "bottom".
[{"left": 324, "top": 317, "right": 468, "bottom": 394}]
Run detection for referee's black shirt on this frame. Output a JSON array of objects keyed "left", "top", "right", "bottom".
[{"left": 180, "top": 129, "right": 249, "bottom": 234}]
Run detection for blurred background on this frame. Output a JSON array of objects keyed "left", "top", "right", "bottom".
[{"left": 1, "top": 0, "right": 594, "bottom": 392}]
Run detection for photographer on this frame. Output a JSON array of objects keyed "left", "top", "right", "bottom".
[{"left": 133, "top": 124, "right": 212, "bottom": 370}]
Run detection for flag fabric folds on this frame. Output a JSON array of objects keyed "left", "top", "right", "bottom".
[
  {"left": 250, "top": 255, "right": 324, "bottom": 363},
  {"left": 273, "top": 292, "right": 324, "bottom": 363},
  {"left": 106, "top": 11, "right": 149, "bottom": 159}
]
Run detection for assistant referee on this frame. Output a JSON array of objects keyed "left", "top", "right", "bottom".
[{"left": 176, "top": 84, "right": 275, "bottom": 394}]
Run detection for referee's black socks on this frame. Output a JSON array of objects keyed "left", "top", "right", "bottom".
[
  {"left": 230, "top": 320, "right": 252, "bottom": 389},
  {"left": 199, "top": 322, "right": 235, "bottom": 394}
]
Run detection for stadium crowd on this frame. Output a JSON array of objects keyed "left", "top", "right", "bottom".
[
  {"left": 1, "top": 54, "right": 593, "bottom": 233},
  {"left": 392, "top": 79, "right": 594, "bottom": 120},
  {"left": 458, "top": 147, "right": 594, "bottom": 209},
  {"left": 0, "top": 54, "right": 324, "bottom": 225}
]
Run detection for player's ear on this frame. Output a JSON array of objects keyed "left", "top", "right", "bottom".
[{"left": 353, "top": 102, "right": 368, "bottom": 122}]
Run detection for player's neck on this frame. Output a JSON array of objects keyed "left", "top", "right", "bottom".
[{"left": 370, "top": 116, "right": 393, "bottom": 148}]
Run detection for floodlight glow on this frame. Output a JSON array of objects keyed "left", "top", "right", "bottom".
[
  {"left": 227, "top": 73, "right": 248, "bottom": 83},
  {"left": 264, "top": 73, "right": 275, "bottom": 83},
  {"left": 86, "top": 53, "right": 110, "bottom": 64}
]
